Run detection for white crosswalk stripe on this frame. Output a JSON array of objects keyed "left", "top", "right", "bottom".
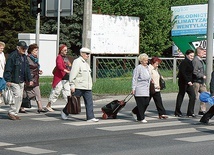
[{"left": 1, "top": 105, "right": 214, "bottom": 143}]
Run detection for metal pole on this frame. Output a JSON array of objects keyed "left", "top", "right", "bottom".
[
  {"left": 173, "top": 57, "right": 177, "bottom": 84},
  {"left": 57, "top": 0, "right": 61, "bottom": 55},
  {"left": 82, "top": 0, "right": 92, "bottom": 64},
  {"left": 36, "top": 4, "right": 40, "bottom": 47},
  {"left": 206, "top": 0, "right": 214, "bottom": 87}
]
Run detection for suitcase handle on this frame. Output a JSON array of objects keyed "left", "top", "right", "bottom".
[{"left": 123, "top": 93, "right": 133, "bottom": 103}]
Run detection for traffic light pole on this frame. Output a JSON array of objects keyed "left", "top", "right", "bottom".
[
  {"left": 36, "top": 3, "right": 40, "bottom": 57},
  {"left": 56, "top": 0, "right": 61, "bottom": 55}
]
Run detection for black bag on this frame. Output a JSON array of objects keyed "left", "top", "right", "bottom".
[
  {"left": 159, "top": 77, "right": 166, "bottom": 90},
  {"left": 21, "top": 97, "right": 31, "bottom": 108},
  {"left": 66, "top": 95, "right": 81, "bottom": 114},
  {"left": 150, "top": 81, "right": 156, "bottom": 95}
]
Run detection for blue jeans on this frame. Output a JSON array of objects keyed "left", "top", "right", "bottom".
[{"left": 73, "top": 89, "right": 95, "bottom": 120}]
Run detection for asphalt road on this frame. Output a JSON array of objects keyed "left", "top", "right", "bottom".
[{"left": 0, "top": 93, "right": 214, "bottom": 155}]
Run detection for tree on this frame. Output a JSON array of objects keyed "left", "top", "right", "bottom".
[{"left": 0, "top": 0, "right": 36, "bottom": 53}]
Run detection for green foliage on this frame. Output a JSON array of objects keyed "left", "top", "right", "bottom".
[
  {"left": 0, "top": 0, "right": 209, "bottom": 56},
  {"left": 0, "top": 0, "right": 36, "bottom": 53}
]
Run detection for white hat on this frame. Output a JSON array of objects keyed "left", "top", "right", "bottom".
[{"left": 80, "top": 47, "right": 91, "bottom": 53}]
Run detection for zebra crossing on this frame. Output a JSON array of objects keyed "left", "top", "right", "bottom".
[{"left": 1, "top": 103, "right": 214, "bottom": 144}]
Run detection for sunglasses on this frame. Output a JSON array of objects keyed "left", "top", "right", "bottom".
[{"left": 85, "top": 53, "right": 90, "bottom": 55}]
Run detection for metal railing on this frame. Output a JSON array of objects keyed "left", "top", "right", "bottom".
[{"left": 92, "top": 56, "right": 185, "bottom": 83}]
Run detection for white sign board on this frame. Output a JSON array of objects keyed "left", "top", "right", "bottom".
[
  {"left": 171, "top": 4, "right": 207, "bottom": 36},
  {"left": 91, "top": 14, "right": 140, "bottom": 54}
]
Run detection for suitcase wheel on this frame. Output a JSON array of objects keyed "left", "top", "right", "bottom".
[
  {"left": 112, "top": 115, "right": 117, "bottom": 119},
  {"left": 102, "top": 113, "right": 108, "bottom": 119}
]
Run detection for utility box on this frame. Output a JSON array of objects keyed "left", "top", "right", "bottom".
[{"left": 18, "top": 33, "right": 57, "bottom": 76}]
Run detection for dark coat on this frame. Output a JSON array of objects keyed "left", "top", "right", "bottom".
[
  {"left": 177, "top": 57, "right": 194, "bottom": 85},
  {"left": 26, "top": 56, "right": 39, "bottom": 86},
  {"left": 3, "top": 50, "right": 32, "bottom": 84},
  {"left": 210, "top": 71, "right": 214, "bottom": 96}
]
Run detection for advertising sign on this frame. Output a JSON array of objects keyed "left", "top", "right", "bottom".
[
  {"left": 171, "top": 4, "right": 207, "bottom": 36},
  {"left": 91, "top": 14, "right": 140, "bottom": 54}
]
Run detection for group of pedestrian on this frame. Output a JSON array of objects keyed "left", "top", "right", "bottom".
[
  {"left": 131, "top": 47, "right": 212, "bottom": 124},
  {"left": 131, "top": 54, "right": 168, "bottom": 123},
  {"left": 1, "top": 41, "right": 213, "bottom": 124},
  {"left": 0, "top": 40, "right": 99, "bottom": 122}
]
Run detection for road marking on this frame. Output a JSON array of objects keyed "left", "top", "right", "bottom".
[
  {"left": 63, "top": 119, "right": 132, "bottom": 126},
  {"left": 135, "top": 128, "right": 204, "bottom": 136},
  {"left": 175, "top": 135, "right": 214, "bottom": 142},
  {"left": 0, "top": 142, "right": 14, "bottom": 147},
  {"left": 5, "top": 146, "right": 57, "bottom": 154},
  {"left": 31, "top": 117, "right": 60, "bottom": 121},
  {"left": 97, "top": 121, "right": 189, "bottom": 131}
]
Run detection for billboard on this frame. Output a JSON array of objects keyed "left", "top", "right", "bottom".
[
  {"left": 171, "top": 4, "right": 207, "bottom": 36},
  {"left": 91, "top": 14, "right": 140, "bottom": 54}
]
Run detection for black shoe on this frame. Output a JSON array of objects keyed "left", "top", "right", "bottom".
[
  {"left": 187, "top": 114, "right": 196, "bottom": 118},
  {"left": 198, "top": 111, "right": 206, "bottom": 115},
  {"left": 200, "top": 119, "right": 209, "bottom": 125},
  {"left": 19, "top": 109, "right": 27, "bottom": 113},
  {"left": 175, "top": 114, "right": 182, "bottom": 117},
  {"left": 37, "top": 109, "right": 48, "bottom": 113}
]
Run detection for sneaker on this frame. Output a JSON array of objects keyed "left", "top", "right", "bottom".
[
  {"left": 198, "top": 111, "right": 206, "bottom": 115},
  {"left": 87, "top": 118, "right": 99, "bottom": 122},
  {"left": 141, "top": 119, "right": 147, "bottom": 123},
  {"left": 61, "top": 110, "right": 68, "bottom": 120},
  {"left": 131, "top": 112, "right": 137, "bottom": 121},
  {"left": 8, "top": 113, "right": 17, "bottom": 120}
]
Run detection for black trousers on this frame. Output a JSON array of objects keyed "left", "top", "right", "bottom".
[
  {"left": 175, "top": 81, "right": 196, "bottom": 116},
  {"left": 200, "top": 105, "right": 214, "bottom": 123},
  {"left": 132, "top": 96, "right": 150, "bottom": 121},
  {"left": 150, "top": 92, "right": 166, "bottom": 115}
]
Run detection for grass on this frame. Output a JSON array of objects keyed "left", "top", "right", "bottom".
[{"left": 39, "top": 76, "right": 179, "bottom": 97}]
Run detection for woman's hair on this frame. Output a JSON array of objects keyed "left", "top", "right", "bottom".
[
  {"left": 150, "top": 57, "right": 162, "bottom": 64},
  {"left": 185, "top": 49, "right": 194, "bottom": 56},
  {"left": 59, "top": 44, "right": 67, "bottom": 54},
  {"left": 0, "top": 41, "right": 5, "bottom": 47},
  {"left": 138, "top": 53, "right": 149, "bottom": 62},
  {"left": 27, "top": 43, "right": 39, "bottom": 54}
]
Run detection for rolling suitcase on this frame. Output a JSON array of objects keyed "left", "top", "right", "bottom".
[{"left": 101, "top": 94, "right": 133, "bottom": 119}]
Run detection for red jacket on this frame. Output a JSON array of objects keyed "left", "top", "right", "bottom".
[{"left": 52, "top": 55, "right": 67, "bottom": 88}]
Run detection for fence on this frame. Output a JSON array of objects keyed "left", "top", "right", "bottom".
[{"left": 92, "top": 56, "right": 185, "bottom": 83}]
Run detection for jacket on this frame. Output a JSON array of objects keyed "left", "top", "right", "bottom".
[
  {"left": 4, "top": 50, "right": 32, "bottom": 84},
  {"left": 177, "top": 57, "right": 193, "bottom": 85},
  {"left": 132, "top": 64, "right": 151, "bottom": 97},
  {"left": 148, "top": 64, "right": 160, "bottom": 92},
  {"left": 69, "top": 56, "right": 92, "bottom": 90},
  {"left": 192, "top": 56, "right": 205, "bottom": 84},
  {"left": 52, "top": 54, "right": 70, "bottom": 88},
  {"left": 26, "top": 55, "right": 40, "bottom": 87}
]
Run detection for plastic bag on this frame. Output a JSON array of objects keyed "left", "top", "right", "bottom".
[
  {"left": 199, "top": 92, "right": 214, "bottom": 106},
  {"left": 2, "top": 87, "right": 14, "bottom": 105}
]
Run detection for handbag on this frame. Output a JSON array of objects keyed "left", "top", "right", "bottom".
[
  {"left": 66, "top": 95, "right": 81, "bottom": 114},
  {"left": 52, "top": 66, "right": 56, "bottom": 75},
  {"left": 159, "top": 77, "right": 166, "bottom": 90},
  {"left": 150, "top": 81, "right": 156, "bottom": 95},
  {"left": 2, "top": 86, "right": 14, "bottom": 105},
  {"left": 21, "top": 91, "right": 31, "bottom": 108}
]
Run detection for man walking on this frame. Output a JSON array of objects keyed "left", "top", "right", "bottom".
[
  {"left": 192, "top": 47, "right": 207, "bottom": 115},
  {"left": 4, "top": 41, "right": 33, "bottom": 120}
]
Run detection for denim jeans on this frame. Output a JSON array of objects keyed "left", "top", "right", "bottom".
[{"left": 73, "top": 89, "right": 95, "bottom": 120}]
